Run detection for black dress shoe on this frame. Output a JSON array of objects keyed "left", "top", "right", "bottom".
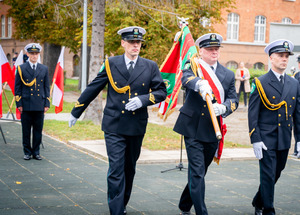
[
  {"left": 255, "top": 206, "right": 263, "bottom": 215},
  {"left": 24, "top": 155, "right": 31, "bottom": 160},
  {"left": 33, "top": 155, "right": 42, "bottom": 160}
]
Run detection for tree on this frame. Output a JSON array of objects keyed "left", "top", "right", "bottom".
[
  {"left": 104, "top": 0, "right": 235, "bottom": 65},
  {"left": 4, "top": 0, "right": 82, "bottom": 80},
  {"left": 83, "top": 0, "right": 105, "bottom": 124}
]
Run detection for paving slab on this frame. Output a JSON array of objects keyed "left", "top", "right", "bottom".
[{"left": 0, "top": 121, "right": 299, "bottom": 215}]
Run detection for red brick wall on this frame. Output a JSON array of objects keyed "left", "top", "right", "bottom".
[{"left": 214, "top": 0, "right": 300, "bottom": 69}]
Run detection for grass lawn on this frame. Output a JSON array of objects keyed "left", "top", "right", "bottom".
[
  {"left": 43, "top": 119, "right": 248, "bottom": 150},
  {"left": 5, "top": 78, "right": 247, "bottom": 150}
]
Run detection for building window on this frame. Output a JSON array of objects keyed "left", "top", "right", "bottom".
[
  {"left": 226, "top": 61, "right": 238, "bottom": 69},
  {"left": 8, "top": 17, "right": 12, "bottom": 38},
  {"left": 1, "top": 15, "right": 5, "bottom": 38},
  {"left": 254, "top": 62, "right": 264, "bottom": 70},
  {"left": 227, "top": 13, "right": 239, "bottom": 41},
  {"left": 282, "top": 17, "right": 292, "bottom": 24},
  {"left": 254, "top": 15, "right": 266, "bottom": 42}
]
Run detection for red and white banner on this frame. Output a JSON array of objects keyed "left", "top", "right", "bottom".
[
  {"left": 12, "top": 50, "right": 24, "bottom": 119},
  {"left": 0, "top": 45, "right": 13, "bottom": 118},
  {"left": 52, "top": 47, "right": 65, "bottom": 114}
]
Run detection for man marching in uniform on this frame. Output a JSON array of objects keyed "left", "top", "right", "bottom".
[
  {"left": 248, "top": 39, "right": 300, "bottom": 215},
  {"left": 15, "top": 43, "right": 50, "bottom": 160},
  {"left": 173, "top": 33, "right": 238, "bottom": 215},
  {"left": 69, "top": 26, "right": 166, "bottom": 215},
  {"left": 292, "top": 55, "right": 300, "bottom": 158}
]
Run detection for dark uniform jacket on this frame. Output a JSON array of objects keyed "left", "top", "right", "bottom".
[
  {"left": 173, "top": 61, "right": 238, "bottom": 142},
  {"left": 71, "top": 55, "right": 167, "bottom": 136},
  {"left": 248, "top": 70, "right": 300, "bottom": 150},
  {"left": 15, "top": 62, "right": 50, "bottom": 111},
  {"left": 294, "top": 71, "right": 300, "bottom": 82}
]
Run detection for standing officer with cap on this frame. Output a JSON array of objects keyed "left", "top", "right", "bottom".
[
  {"left": 248, "top": 39, "right": 300, "bottom": 215},
  {"left": 69, "top": 26, "right": 166, "bottom": 215},
  {"left": 15, "top": 43, "right": 50, "bottom": 160},
  {"left": 292, "top": 54, "right": 300, "bottom": 158},
  {"left": 173, "top": 33, "right": 238, "bottom": 215}
]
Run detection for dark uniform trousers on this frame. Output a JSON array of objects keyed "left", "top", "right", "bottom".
[
  {"left": 249, "top": 70, "right": 300, "bottom": 215},
  {"left": 71, "top": 55, "right": 167, "bottom": 215},
  {"left": 252, "top": 149, "right": 289, "bottom": 215},
  {"left": 15, "top": 62, "right": 50, "bottom": 157},
  {"left": 293, "top": 72, "right": 300, "bottom": 154},
  {"left": 173, "top": 61, "right": 238, "bottom": 215},
  {"left": 21, "top": 111, "right": 44, "bottom": 156},
  {"left": 179, "top": 137, "right": 218, "bottom": 214},
  {"left": 105, "top": 132, "right": 144, "bottom": 214}
]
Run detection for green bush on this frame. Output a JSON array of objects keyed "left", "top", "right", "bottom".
[{"left": 232, "top": 68, "right": 267, "bottom": 84}]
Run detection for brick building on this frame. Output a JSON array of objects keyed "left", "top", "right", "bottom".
[{"left": 214, "top": 0, "right": 300, "bottom": 71}]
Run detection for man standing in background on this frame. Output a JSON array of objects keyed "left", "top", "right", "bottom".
[{"left": 248, "top": 39, "right": 300, "bottom": 215}]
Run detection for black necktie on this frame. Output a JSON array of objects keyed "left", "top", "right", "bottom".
[
  {"left": 210, "top": 66, "right": 214, "bottom": 72},
  {"left": 33, "top": 64, "right": 36, "bottom": 71},
  {"left": 128, "top": 61, "right": 134, "bottom": 73},
  {"left": 279, "top": 75, "right": 284, "bottom": 86}
]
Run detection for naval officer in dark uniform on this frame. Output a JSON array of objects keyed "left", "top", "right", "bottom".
[
  {"left": 15, "top": 43, "right": 50, "bottom": 160},
  {"left": 248, "top": 39, "right": 300, "bottom": 215},
  {"left": 173, "top": 33, "right": 238, "bottom": 215},
  {"left": 69, "top": 26, "right": 167, "bottom": 215},
  {"left": 292, "top": 55, "right": 300, "bottom": 158}
]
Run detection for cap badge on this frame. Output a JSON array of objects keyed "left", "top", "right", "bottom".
[
  {"left": 134, "top": 28, "right": 139, "bottom": 35},
  {"left": 283, "top": 41, "right": 289, "bottom": 51},
  {"left": 210, "top": 34, "right": 217, "bottom": 41}
]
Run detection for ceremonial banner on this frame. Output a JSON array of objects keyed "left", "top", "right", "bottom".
[
  {"left": 12, "top": 50, "right": 23, "bottom": 119},
  {"left": 52, "top": 47, "right": 65, "bottom": 114},
  {"left": 158, "top": 25, "right": 197, "bottom": 120},
  {"left": 195, "top": 58, "right": 227, "bottom": 164},
  {"left": 0, "top": 45, "right": 12, "bottom": 118}
]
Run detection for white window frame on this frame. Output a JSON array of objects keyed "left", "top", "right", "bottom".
[
  {"left": 227, "top": 13, "right": 239, "bottom": 41},
  {"left": 254, "top": 15, "right": 266, "bottom": 43},
  {"left": 8, "top": 17, "right": 12, "bottom": 38},
  {"left": 282, "top": 17, "right": 292, "bottom": 24},
  {"left": 1, "top": 15, "right": 5, "bottom": 38},
  {"left": 226, "top": 61, "right": 238, "bottom": 69}
]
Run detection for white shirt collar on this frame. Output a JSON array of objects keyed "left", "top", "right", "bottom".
[
  {"left": 29, "top": 61, "right": 37, "bottom": 69},
  {"left": 201, "top": 59, "right": 217, "bottom": 72},
  {"left": 124, "top": 55, "right": 138, "bottom": 69},
  {"left": 210, "top": 62, "right": 218, "bottom": 72},
  {"left": 271, "top": 70, "right": 284, "bottom": 82}
]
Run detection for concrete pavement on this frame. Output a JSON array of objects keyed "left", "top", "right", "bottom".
[{"left": 0, "top": 121, "right": 300, "bottom": 215}]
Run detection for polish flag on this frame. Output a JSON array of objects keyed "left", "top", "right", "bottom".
[
  {"left": 0, "top": 45, "right": 12, "bottom": 118},
  {"left": 12, "top": 50, "right": 23, "bottom": 119},
  {"left": 52, "top": 47, "right": 65, "bottom": 114}
]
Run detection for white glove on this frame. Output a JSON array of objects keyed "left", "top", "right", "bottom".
[
  {"left": 69, "top": 114, "right": 78, "bottom": 128},
  {"left": 297, "top": 142, "right": 300, "bottom": 159},
  {"left": 195, "top": 80, "right": 213, "bottom": 101},
  {"left": 125, "top": 97, "right": 142, "bottom": 111},
  {"left": 213, "top": 103, "right": 226, "bottom": 116},
  {"left": 253, "top": 141, "right": 268, "bottom": 160}
]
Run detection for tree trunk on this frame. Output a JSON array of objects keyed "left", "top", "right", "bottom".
[
  {"left": 83, "top": 0, "right": 105, "bottom": 124},
  {"left": 43, "top": 43, "right": 61, "bottom": 81}
]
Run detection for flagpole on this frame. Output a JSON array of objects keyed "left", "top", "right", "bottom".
[
  {"left": 2, "top": 83, "right": 13, "bottom": 114},
  {"left": 81, "top": 0, "right": 87, "bottom": 92},
  {"left": 196, "top": 59, "right": 222, "bottom": 140},
  {"left": 50, "top": 78, "right": 55, "bottom": 98}
]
